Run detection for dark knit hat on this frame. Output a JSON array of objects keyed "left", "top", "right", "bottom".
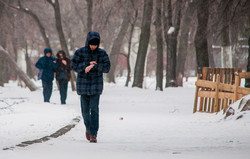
[
  {"left": 44, "top": 48, "right": 52, "bottom": 55},
  {"left": 89, "top": 38, "right": 100, "bottom": 46}
]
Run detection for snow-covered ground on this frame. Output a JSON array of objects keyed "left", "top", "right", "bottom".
[{"left": 0, "top": 77, "right": 250, "bottom": 159}]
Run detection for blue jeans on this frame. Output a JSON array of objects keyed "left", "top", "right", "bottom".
[
  {"left": 80, "top": 94, "right": 100, "bottom": 137},
  {"left": 59, "top": 81, "right": 68, "bottom": 104},
  {"left": 42, "top": 80, "right": 53, "bottom": 102}
]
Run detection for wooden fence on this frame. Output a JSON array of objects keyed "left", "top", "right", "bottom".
[{"left": 193, "top": 67, "right": 250, "bottom": 113}]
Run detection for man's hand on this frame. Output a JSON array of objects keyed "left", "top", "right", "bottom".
[{"left": 85, "top": 64, "right": 95, "bottom": 73}]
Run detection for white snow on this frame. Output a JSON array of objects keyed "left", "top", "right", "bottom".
[
  {"left": 167, "top": 27, "right": 175, "bottom": 34},
  {"left": 0, "top": 77, "right": 250, "bottom": 159}
]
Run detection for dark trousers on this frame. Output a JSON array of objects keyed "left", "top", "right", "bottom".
[
  {"left": 80, "top": 94, "right": 100, "bottom": 137},
  {"left": 59, "top": 81, "right": 68, "bottom": 104},
  {"left": 42, "top": 80, "right": 53, "bottom": 102}
]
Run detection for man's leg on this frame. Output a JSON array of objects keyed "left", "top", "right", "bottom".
[
  {"left": 89, "top": 94, "right": 100, "bottom": 138},
  {"left": 81, "top": 95, "right": 91, "bottom": 134}
]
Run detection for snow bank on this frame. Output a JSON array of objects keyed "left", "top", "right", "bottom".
[{"left": 0, "top": 78, "right": 250, "bottom": 159}]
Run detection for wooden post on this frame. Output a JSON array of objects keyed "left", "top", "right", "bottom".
[
  {"left": 193, "top": 74, "right": 201, "bottom": 113},
  {"left": 199, "top": 68, "right": 208, "bottom": 111},
  {"left": 234, "top": 75, "right": 240, "bottom": 101},
  {"left": 214, "top": 74, "right": 220, "bottom": 112}
]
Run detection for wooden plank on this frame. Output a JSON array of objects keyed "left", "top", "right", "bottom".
[
  {"left": 198, "top": 91, "right": 216, "bottom": 98},
  {"left": 198, "top": 91, "right": 234, "bottom": 100},
  {"left": 220, "top": 68, "right": 225, "bottom": 83},
  {"left": 196, "top": 79, "right": 236, "bottom": 93},
  {"left": 234, "top": 75, "right": 240, "bottom": 101},
  {"left": 237, "top": 69, "right": 242, "bottom": 86},
  {"left": 238, "top": 87, "right": 250, "bottom": 95},
  {"left": 199, "top": 68, "right": 208, "bottom": 112},
  {"left": 193, "top": 74, "right": 201, "bottom": 113},
  {"left": 223, "top": 98, "right": 228, "bottom": 110},
  {"left": 196, "top": 80, "right": 217, "bottom": 88},
  {"left": 214, "top": 74, "right": 220, "bottom": 112},
  {"left": 230, "top": 69, "right": 234, "bottom": 85},
  {"left": 218, "top": 92, "right": 234, "bottom": 100},
  {"left": 239, "top": 72, "right": 250, "bottom": 79},
  {"left": 220, "top": 68, "right": 225, "bottom": 111},
  {"left": 219, "top": 83, "right": 234, "bottom": 92}
]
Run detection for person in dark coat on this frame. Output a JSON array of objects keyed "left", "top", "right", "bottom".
[
  {"left": 71, "top": 31, "right": 110, "bottom": 143},
  {"left": 55, "top": 50, "right": 71, "bottom": 104},
  {"left": 35, "top": 48, "right": 58, "bottom": 103}
]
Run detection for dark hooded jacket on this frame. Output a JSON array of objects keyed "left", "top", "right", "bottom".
[
  {"left": 55, "top": 51, "right": 71, "bottom": 82},
  {"left": 35, "top": 49, "right": 58, "bottom": 81},
  {"left": 71, "top": 31, "right": 110, "bottom": 95}
]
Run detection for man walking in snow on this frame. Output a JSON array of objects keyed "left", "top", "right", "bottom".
[
  {"left": 35, "top": 48, "right": 58, "bottom": 103},
  {"left": 71, "top": 31, "right": 110, "bottom": 143}
]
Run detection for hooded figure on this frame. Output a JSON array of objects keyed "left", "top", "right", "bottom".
[
  {"left": 36, "top": 48, "right": 57, "bottom": 81},
  {"left": 35, "top": 48, "right": 58, "bottom": 102},
  {"left": 55, "top": 50, "right": 71, "bottom": 82},
  {"left": 55, "top": 50, "right": 72, "bottom": 104},
  {"left": 71, "top": 31, "right": 110, "bottom": 95},
  {"left": 71, "top": 31, "right": 110, "bottom": 143}
]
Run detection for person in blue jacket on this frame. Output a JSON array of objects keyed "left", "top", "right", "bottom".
[
  {"left": 35, "top": 48, "right": 58, "bottom": 103},
  {"left": 71, "top": 31, "right": 110, "bottom": 143}
]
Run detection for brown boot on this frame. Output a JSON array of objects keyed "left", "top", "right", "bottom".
[
  {"left": 86, "top": 130, "right": 90, "bottom": 141},
  {"left": 90, "top": 136, "right": 97, "bottom": 143}
]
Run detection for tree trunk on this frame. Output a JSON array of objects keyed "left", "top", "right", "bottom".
[
  {"left": 86, "top": 0, "right": 93, "bottom": 32},
  {"left": 0, "top": 2, "right": 5, "bottom": 86},
  {"left": 125, "top": 10, "right": 138, "bottom": 87},
  {"left": 194, "top": 0, "right": 209, "bottom": 74},
  {"left": 25, "top": 43, "right": 34, "bottom": 78},
  {"left": 154, "top": 0, "right": 163, "bottom": 91},
  {"left": 132, "top": 0, "right": 153, "bottom": 88},
  {"left": 107, "top": 2, "right": 134, "bottom": 83},
  {"left": 0, "top": 46, "right": 37, "bottom": 91},
  {"left": 220, "top": 0, "right": 232, "bottom": 68},
  {"left": 176, "top": 1, "right": 195, "bottom": 86},
  {"left": 163, "top": 0, "right": 182, "bottom": 87},
  {"left": 47, "top": 0, "right": 76, "bottom": 91},
  {"left": 246, "top": 36, "right": 250, "bottom": 88}
]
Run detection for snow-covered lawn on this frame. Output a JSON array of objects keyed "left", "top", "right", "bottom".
[{"left": 0, "top": 78, "right": 250, "bottom": 159}]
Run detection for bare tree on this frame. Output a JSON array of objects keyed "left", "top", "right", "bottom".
[
  {"left": 132, "top": 0, "right": 153, "bottom": 88},
  {"left": 163, "top": 0, "right": 182, "bottom": 87},
  {"left": 220, "top": 0, "right": 233, "bottom": 68},
  {"left": 194, "top": 0, "right": 209, "bottom": 73},
  {"left": 176, "top": 1, "right": 195, "bottom": 86},
  {"left": 0, "top": 46, "right": 37, "bottom": 91},
  {"left": 86, "top": 0, "right": 93, "bottom": 32},
  {"left": 47, "top": 0, "right": 68, "bottom": 56},
  {"left": 47, "top": 0, "right": 76, "bottom": 91},
  {"left": 125, "top": 10, "right": 138, "bottom": 87},
  {"left": 0, "top": 0, "right": 52, "bottom": 49},
  {"left": 107, "top": 0, "right": 134, "bottom": 83},
  {"left": 154, "top": 0, "right": 164, "bottom": 91}
]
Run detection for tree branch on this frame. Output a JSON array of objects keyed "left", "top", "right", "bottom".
[{"left": 46, "top": 0, "right": 55, "bottom": 7}]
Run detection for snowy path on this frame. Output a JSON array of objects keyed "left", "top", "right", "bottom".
[{"left": 1, "top": 80, "right": 250, "bottom": 159}]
